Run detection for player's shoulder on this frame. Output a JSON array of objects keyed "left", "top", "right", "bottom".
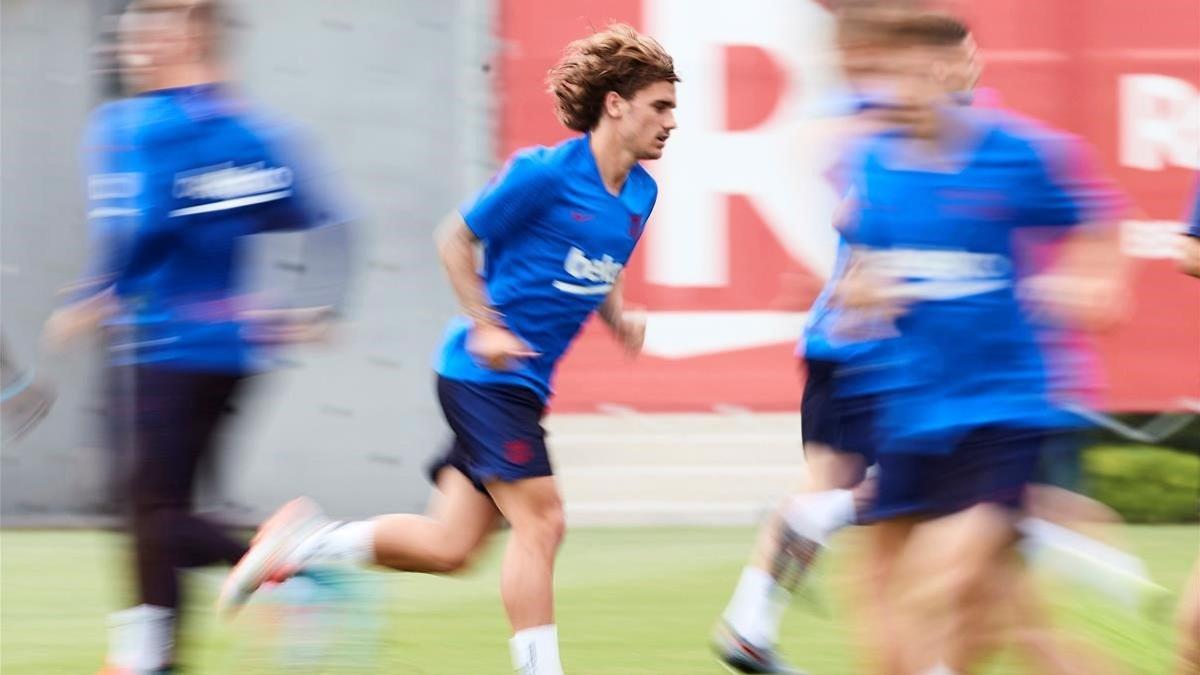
[
  {"left": 977, "top": 108, "right": 1086, "bottom": 163},
  {"left": 85, "top": 96, "right": 170, "bottom": 145},
  {"left": 496, "top": 138, "right": 577, "bottom": 188},
  {"left": 223, "top": 96, "right": 308, "bottom": 144},
  {"left": 513, "top": 135, "right": 584, "bottom": 168}
]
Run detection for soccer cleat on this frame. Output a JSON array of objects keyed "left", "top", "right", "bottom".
[
  {"left": 95, "top": 667, "right": 173, "bottom": 675},
  {"left": 712, "top": 621, "right": 805, "bottom": 675},
  {"left": 217, "top": 497, "right": 330, "bottom": 619}
]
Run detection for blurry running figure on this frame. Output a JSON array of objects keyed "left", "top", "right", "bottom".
[
  {"left": 1175, "top": 184, "right": 1200, "bottom": 675},
  {"left": 1180, "top": 182, "right": 1200, "bottom": 279},
  {"left": 219, "top": 24, "right": 677, "bottom": 675},
  {"left": 44, "top": 2, "right": 353, "bottom": 673},
  {"left": 714, "top": 10, "right": 980, "bottom": 673},
  {"left": 832, "top": 12, "right": 1125, "bottom": 674},
  {"left": 0, "top": 335, "right": 55, "bottom": 445}
]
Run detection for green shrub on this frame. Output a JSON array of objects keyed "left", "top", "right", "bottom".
[{"left": 1083, "top": 445, "right": 1200, "bottom": 523}]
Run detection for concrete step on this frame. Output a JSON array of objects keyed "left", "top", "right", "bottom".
[
  {"left": 554, "top": 464, "right": 804, "bottom": 504},
  {"left": 563, "top": 500, "right": 777, "bottom": 527},
  {"left": 545, "top": 412, "right": 801, "bottom": 435},
  {"left": 545, "top": 412, "right": 803, "bottom": 467},
  {"left": 548, "top": 436, "right": 802, "bottom": 467},
  {"left": 543, "top": 413, "right": 809, "bottom": 526}
]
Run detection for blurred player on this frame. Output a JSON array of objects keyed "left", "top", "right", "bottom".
[
  {"left": 1175, "top": 183, "right": 1200, "bottom": 675},
  {"left": 218, "top": 24, "right": 677, "bottom": 675},
  {"left": 832, "top": 12, "right": 1125, "bottom": 674},
  {"left": 43, "top": 1, "right": 353, "bottom": 673},
  {"left": 1181, "top": 182, "right": 1200, "bottom": 278},
  {"left": 714, "top": 9, "right": 979, "bottom": 673},
  {"left": 0, "top": 334, "right": 55, "bottom": 445}
]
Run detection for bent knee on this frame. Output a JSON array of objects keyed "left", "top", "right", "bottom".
[{"left": 514, "top": 506, "right": 566, "bottom": 553}]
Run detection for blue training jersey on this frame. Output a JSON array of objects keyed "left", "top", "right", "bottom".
[
  {"left": 844, "top": 106, "right": 1120, "bottom": 453},
  {"left": 436, "top": 135, "right": 657, "bottom": 401},
  {"left": 81, "top": 84, "right": 353, "bottom": 373},
  {"left": 800, "top": 170, "right": 910, "bottom": 398},
  {"left": 1188, "top": 181, "right": 1200, "bottom": 238}
]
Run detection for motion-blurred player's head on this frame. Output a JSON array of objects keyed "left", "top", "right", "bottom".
[
  {"left": 869, "top": 11, "right": 979, "bottom": 136},
  {"left": 837, "top": 9, "right": 979, "bottom": 116},
  {"left": 922, "top": 13, "right": 981, "bottom": 104},
  {"left": 117, "top": 0, "right": 226, "bottom": 93},
  {"left": 546, "top": 24, "right": 679, "bottom": 160},
  {"left": 835, "top": 6, "right": 909, "bottom": 97}
]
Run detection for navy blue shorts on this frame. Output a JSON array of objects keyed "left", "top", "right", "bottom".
[
  {"left": 427, "top": 376, "right": 552, "bottom": 495},
  {"left": 1034, "top": 430, "right": 1085, "bottom": 492},
  {"left": 868, "top": 426, "right": 1047, "bottom": 521},
  {"left": 800, "top": 358, "right": 880, "bottom": 464}
]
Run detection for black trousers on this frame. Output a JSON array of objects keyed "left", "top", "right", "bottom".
[{"left": 127, "top": 366, "right": 250, "bottom": 612}]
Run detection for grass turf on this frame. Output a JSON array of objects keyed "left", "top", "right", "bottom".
[{"left": 1, "top": 525, "right": 1194, "bottom": 674}]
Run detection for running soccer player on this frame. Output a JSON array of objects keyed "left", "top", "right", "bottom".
[
  {"left": 714, "top": 10, "right": 980, "bottom": 673},
  {"left": 1181, "top": 182, "right": 1200, "bottom": 278},
  {"left": 832, "top": 13, "right": 1124, "bottom": 674},
  {"left": 218, "top": 24, "right": 678, "bottom": 675},
  {"left": 1175, "top": 183, "right": 1200, "bottom": 675},
  {"left": 43, "top": 2, "right": 353, "bottom": 672}
]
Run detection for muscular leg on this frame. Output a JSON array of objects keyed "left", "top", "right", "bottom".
[{"left": 370, "top": 468, "right": 501, "bottom": 574}]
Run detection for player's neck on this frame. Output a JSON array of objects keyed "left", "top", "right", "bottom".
[
  {"left": 147, "top": 62, "right": 224, "bottom": 92},
  {"left": 901, "top": 107, "right": 977, "bottom": 171},
  {"left": 589, "top": 128, "right": 637, "bottom": 197}
]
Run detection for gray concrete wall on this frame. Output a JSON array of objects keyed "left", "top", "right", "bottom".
[{"left": 1, "top": 0, "right": 497, "bottom": 522}]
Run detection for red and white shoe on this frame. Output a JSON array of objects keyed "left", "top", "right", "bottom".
[{"left": 217, "top": 497, "right": 330, "bottom": 618}]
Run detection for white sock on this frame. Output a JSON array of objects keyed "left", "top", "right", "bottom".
[
  {"left": 289, "top": 520, "right": 376, "bottom": 568},
  {"left": 1018, "top": 517, "right": 1154, "bottom": 607},
  {"left": 723, "top": 566, "right": 788, "bottom": 647},
  {"left": 107, "top": 604, "right": 174, "bottom": 670},
  {"left": 921, "top": 663, "right": 960, "bottom": 675},
  {"left": 783, "top": 489, "right": 857, "bottom": 544},
  {"left": 510, "top": 624, "right": 563, "bottom": 675}
]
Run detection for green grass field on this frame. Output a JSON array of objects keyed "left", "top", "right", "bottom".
[{"left": 1, "top": 525, "right": 1194, "bottom": 674}]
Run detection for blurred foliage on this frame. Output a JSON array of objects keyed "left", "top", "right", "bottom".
[{"left": 1084, "top": 444, "right": 1200, "bottom": 523}]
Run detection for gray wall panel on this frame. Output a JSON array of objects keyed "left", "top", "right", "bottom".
[{"left": 1, "top": 0, "right": 497, "bottom": 523}]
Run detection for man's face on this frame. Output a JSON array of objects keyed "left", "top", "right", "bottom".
[
  {"left": 865, "top": 45, "right": 942, "bottom": 135},
  {"left": 613, "top": 80, "right": 678, "bottom": 160},
  {"left": 843, "top": 41, "right": 893, "bottom": 96},
  {"left": 940, "top": 35, "right": 982, "bottom": 98},
  {"left": 116, "top": 5, "right": 193, "bottom": 91}
]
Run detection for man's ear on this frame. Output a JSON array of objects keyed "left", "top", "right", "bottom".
[{"left": 603, "top": 91, "right": 626, "bottom": 119}]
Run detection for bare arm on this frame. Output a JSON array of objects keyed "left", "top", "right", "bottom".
[
  {"left": 1180, "top": 235, "right": 1200, "bottom": 279},
  {"left": 434, "top": 211, "right": 503, "bottom": 326},
  {"left": 42, "top": 287, "right": 117, "bottom": 352},
  {"left": 598, "top": 273, "right": 626, "bottom": 330},
  {"left": 1024, "top": 221, "right": 1131, "bottom": 331},
  {"left": 434, "top": 210, "right": 536, "bottom": 369},
  {"left": 597, "top": 273, "right": 645, "bottom": 357}
]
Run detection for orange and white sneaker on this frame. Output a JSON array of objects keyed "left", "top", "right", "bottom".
[{"left": 217, "top": 497, "right": 330, "bottom": 618}]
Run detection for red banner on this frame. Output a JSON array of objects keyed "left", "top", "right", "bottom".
[{"left": 498, "top": 0, "right": 1200, "bottom": 412}]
